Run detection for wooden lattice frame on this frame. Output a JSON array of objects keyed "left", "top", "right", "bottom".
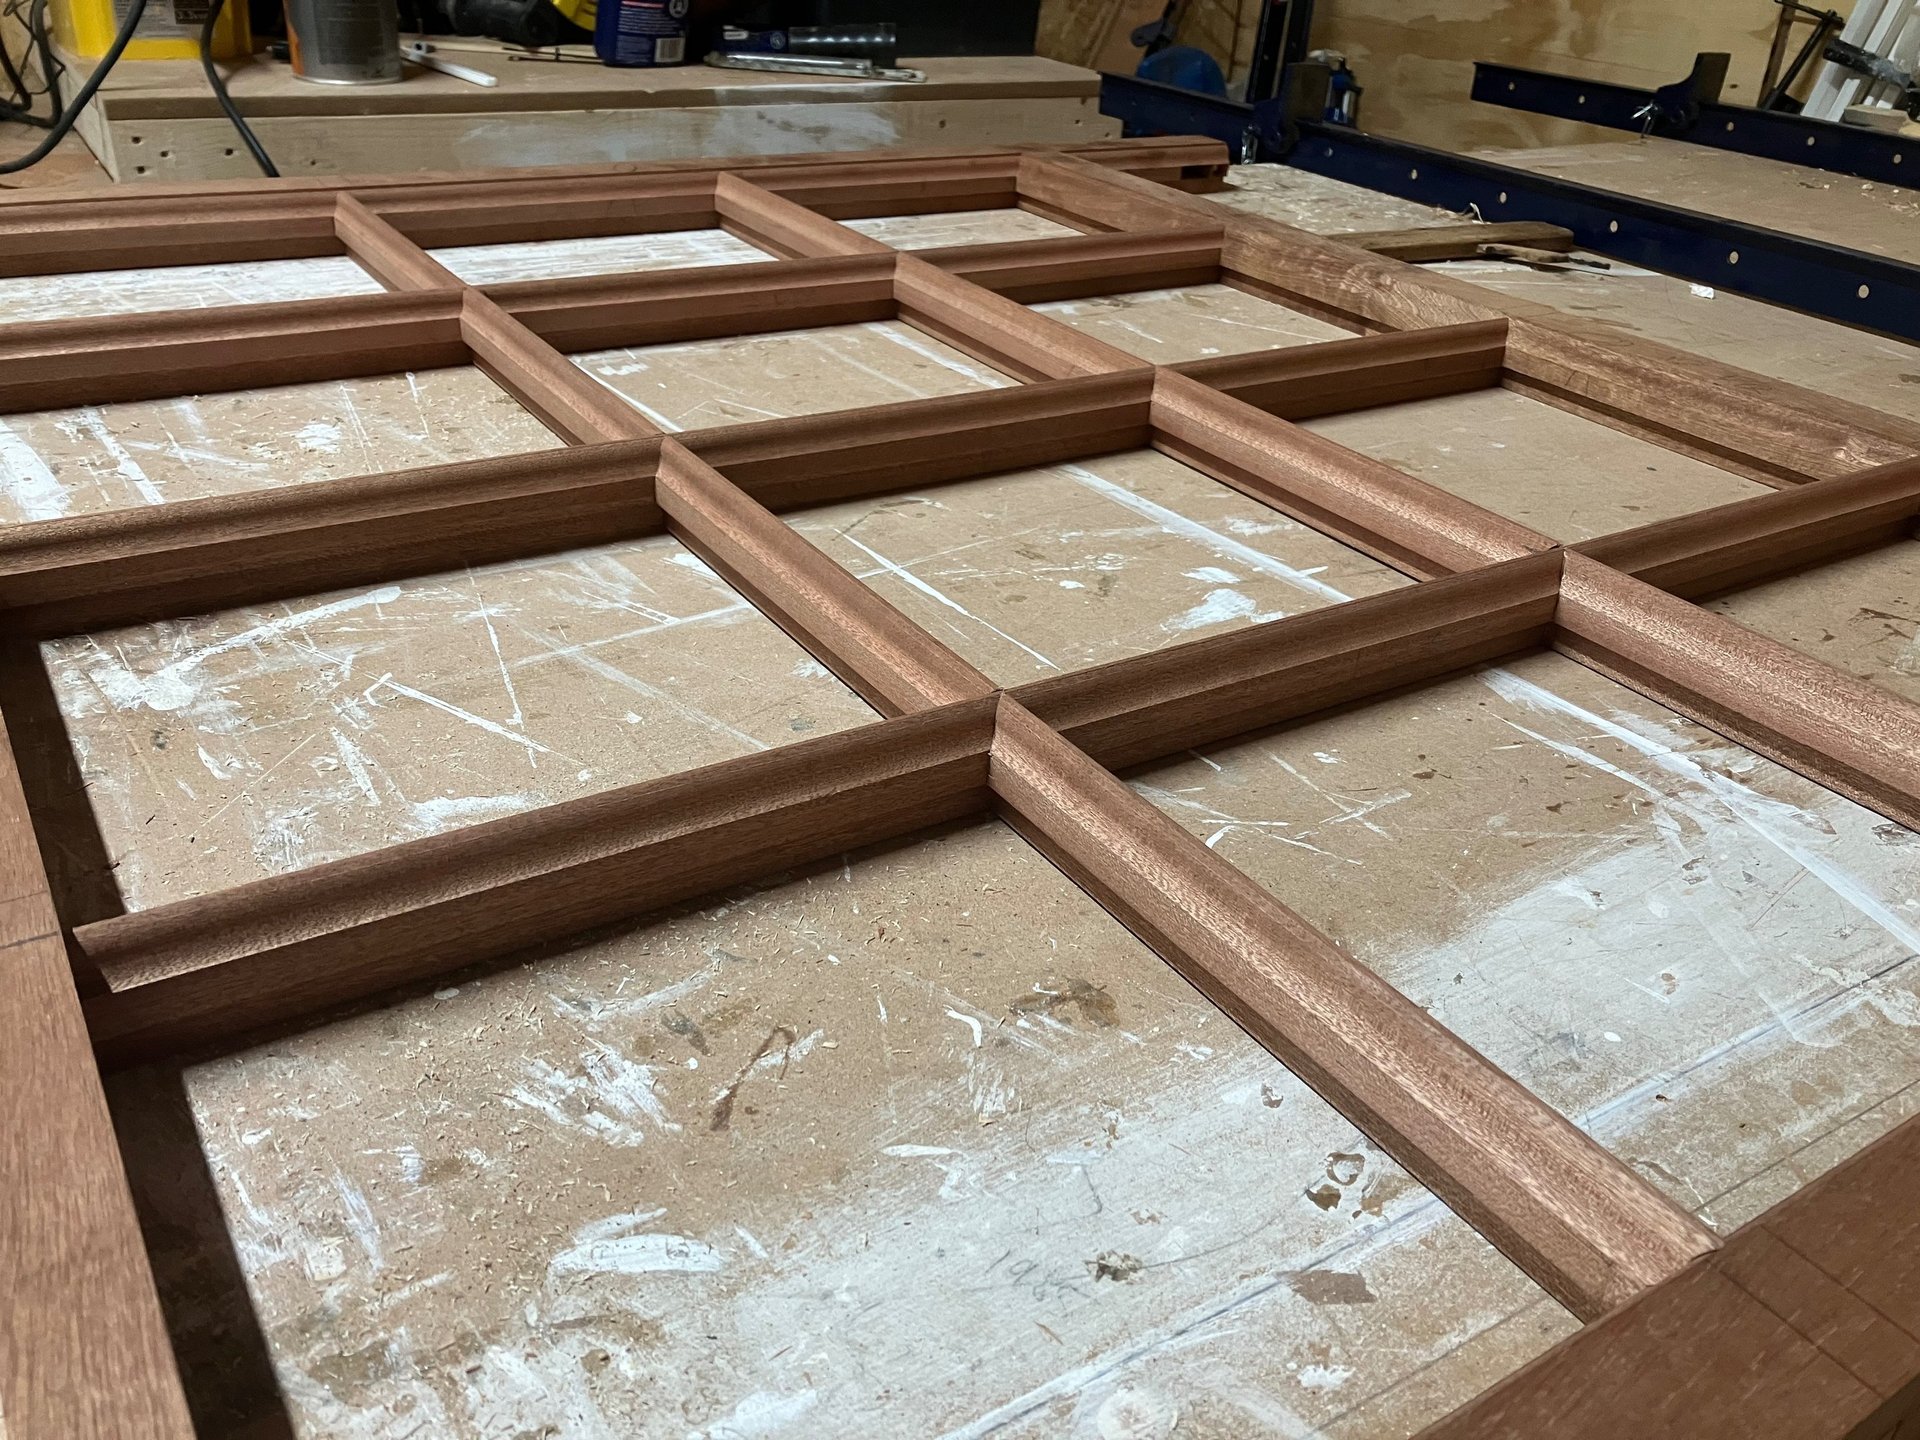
[{"left": 2, "top": 136, "right": 1919, "bottom": 1440}]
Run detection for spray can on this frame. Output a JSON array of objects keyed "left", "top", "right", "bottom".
[
  {"left": 284, "top": 0, "right": 402, "bottom": 84},
  {"left": 594, "top": 0, "right": 688, "bottom": 66}
]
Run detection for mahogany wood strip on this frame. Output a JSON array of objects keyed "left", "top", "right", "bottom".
[
  {"left": 1336, "top": 220, "right": 1575, "bottom": 262},
  {"left": 713, "top": 172, "right": 892, "bottom": 260},
  {"left": 333, "top": 193, "right": 462, "bottom": 292},
  {"left": 1012, "top": 551, "right": 1563, "bottom": 770},
  {"left": 459, "top": 291, "right": 652, "bottom": 444},
  {"left": 1418, "top": 1113, "right": 1920, "bottom": 1439},
  {"left": 1015, "top": 153, "right": 1227, "bottom": 236},
  {"left": 77, "top": 698, "right": 1000, "bottom": 1067},
  {"left": 1221, "top": 215, "right": 1516, "bottom": 333},
  {"left": 0, "top": 441, "right": 663, "bottom": 637},
  {"left": 1169, "top": 319, "right": 1508, "bottom": 421},
  {"left": 1207, "top": 211, "right": 1920, "bottom": 485},
  {"left": 1504, "top": 314, "right": 1920, "bottom": 488},
  {"left": 1149, "top": 369, "right": 1555, "bottom": 578},
  {"left": 657, "top": 443, "right": 993, "bottom": 715},
  {"left": 893, "top": 253, "right": 1144, "bottom": 381},
  {"left": 0, "top": 191, "right": 341, "bottom": 276},
  {"left": 987, "top": 695, "right": 1718, "bottom": 1320},
  {"left": 365, "top": 171, "right": 721, "bottom": 251},
  {"left": 0, "top": 712, "right": 192, "bottom": 1437},
  {"left": 919, "top": 229, "right": 1223, "bottom": 303},
  {"left": 487, "top": 252, "right": 898, "bottom": 352},
  {"left": 0, "top": 292, "right": 466, "bottom": 412},
  {"left": 1555, "top": 553, "right": 1920, "bottom": 833},
  {"left": 685, "top": 371, "right": 1155, "bottom": 512},
  {"left": 736, "top": 153, "right": 1020, "bottom": 219},
  {"left": 1577, "top": 457, "right": 1920, "bottom": 598}
]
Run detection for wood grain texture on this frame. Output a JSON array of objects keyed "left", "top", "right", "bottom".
[
  {"left": 1016, "top": 152, "right": 1227, "bottom": 236},
  {"left": 893, "top": 252, "right": 1146, "bottom": 381},
  {"left": 0, "top": 291, "right": 465, "bottom": 411},
  {"left": 657, "top": 443, "right": 994, "bottom": 715},
  {"left": 922, "top": 229, "right": 1223, "bottom": 303},
  {"left": 458, "top": 290, "right": 650, "bottom": 444},
  {"left": 333, "top": 193, "right": 461, "bottom": 292},
  {"left": 489, "top": 253, "right": 898, "bottom": 353},
  {"left": 1418, "top": 1113, "right": 1920, "bottom": 1439},
  {"left": 686, "top": 370, "right": 1155, "bottom": 512},
  {"left": 1149, "top": 369, "right": 1555, "bottom": 578},
  {"left": 79, "top": 697, "right": 999, "bottom": 1066},
  {"left": 1577, "top": 457, "right": 1920, "bottom": 598},
  {"left": 1013, "top": 550, "right": 1563, "bottom": 769},
  {"left": 0, "top": 710, "right": 191, "bottom": 1437},
  {"left": 1555, "top": 552, "right": 1920, "bottom": 834},
  {"left": 713, "top": 172, "right": 893, "bottom": 260},
  {"left": 987, "top": 695, "right": 1718, "bottom": 1320},
  {"left": 1170, "top": 318, "right": 1507, "bottom": 420},
  {"left": 0, "top": 190, "right": 340, "bottom": 276},
  {"left": 0, "top": 441, "right": 663, "bottom": 636},
  {"left": 1504, "top": 314, "right": 1920, "bottom": 488}
]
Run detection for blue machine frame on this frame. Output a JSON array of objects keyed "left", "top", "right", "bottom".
[
  {"left": 1099, "top": 71, "right": 1920, "bottom": 346},
  {"left": 1472, "top": 54, "right": 1920, "bottom": 191}
]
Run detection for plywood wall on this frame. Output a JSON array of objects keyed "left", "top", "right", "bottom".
[{"left": 1038, "top": 0, "right": 1860, "bottom": 153}]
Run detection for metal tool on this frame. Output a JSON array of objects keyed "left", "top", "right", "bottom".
[
  {"left": 1823, "top": 36, "right": 1920, "bottom": 117},
  {"left": 402, "top": 40, "right": 500, "bottom": 85},
  {"left": 703, "top": 51, "right": 922, "bottom": 82}
]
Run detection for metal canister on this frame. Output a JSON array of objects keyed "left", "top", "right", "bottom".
[{"left": 284, "top": 0, "right": 402, "bottom": 84}]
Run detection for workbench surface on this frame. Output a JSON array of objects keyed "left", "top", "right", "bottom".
[{"left": 12, "top": 165, "right": 1920, "bottom": 1438}]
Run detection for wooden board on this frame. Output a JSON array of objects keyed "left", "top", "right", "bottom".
[
  {"left": 71, "top": 53, "right": 1118, "bottom": 182},
  {"left": 3, "top": 139, "right": 1920, "bottom": 1439}
]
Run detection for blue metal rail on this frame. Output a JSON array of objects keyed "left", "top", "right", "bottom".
[{"left": 1472, "top": 57, "right": 1920, "bottom": 191}]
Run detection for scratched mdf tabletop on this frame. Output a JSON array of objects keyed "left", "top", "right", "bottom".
[{"left": 9, "top": 168, "right": 1918, "bottom": 1439}]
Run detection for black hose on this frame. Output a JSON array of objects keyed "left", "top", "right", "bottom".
[
  {"left": 200, "top": 0, "right": 277, "bottom": 177},
  {"left": 0, "top": 0, "right": 145, "bottom": 174}
]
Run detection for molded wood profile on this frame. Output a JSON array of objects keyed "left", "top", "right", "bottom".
[
  {"left": 1171, "top": 319, "right": 1507, "bottom": 421},
  {"left": 737, "top": 153, "right": 1021, "bottom": 219},
  {"left": 986, "top": 695, "right": 1718, "bottom": 1320},
  {"left": 1577, "top": 457, "right": 1920, "bottom": 598},
  {"left": 1015, "top": 153, "right": 1227, "bottom": 236},
  {"left": 656, "top": 443, "right": 993, "bottom": 714},
  {"left": 459, "top": 291, "right": 652, "bottom": 444},
  {"left": 360, "top": 170, "right": 722, "bottom": 251},
  {"left": 78, "top": 697, "right": 1001, "bottom": 1067},
  {"left": 0, "top": 190, "right": 341, "bottom": 277},
  {"left": 1221, "top": 214, "right": 1514, "bottom": 334},
  {"left": 0, "top": 291, "right": 465, "bottom": 412},
  {"left": 713, "top": 172, "right": 892, "bottom": 259},
  {"left": 1149, "top": 369, "right": 1555, "bottom": 578},
  {"left": 487, "top": 252, "right": 898, "bottom": 353},
  {"left": 0, "top": 716, "right": 193, "bottom": 1439},
  {"left": 920, "top": 229, "right": 1223, "bottom": 303},
  {"left": 334, "top": 193, "right": 461, "bottom": 292},
  {"left": 1418, "top": 1112, "right": 1920, "bottom": 1439},
  {"left": 1503, "top": 314, "right": 1920, "bottom": 487},
  {"left": 1555, "top": 553, "right": 1920, "bottom": 833},
  {"left": 686, "top": 370, "right": 1155, "bottom": 512},
  {"left": 1012, "top": 551, "right": 1563, "bottom": 769},
  {"left": 893, "top": 253, "right": 1145, "bottom": 381},
  {"left": 0, "top": 441, "right": 663, "bottom": 637}
]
